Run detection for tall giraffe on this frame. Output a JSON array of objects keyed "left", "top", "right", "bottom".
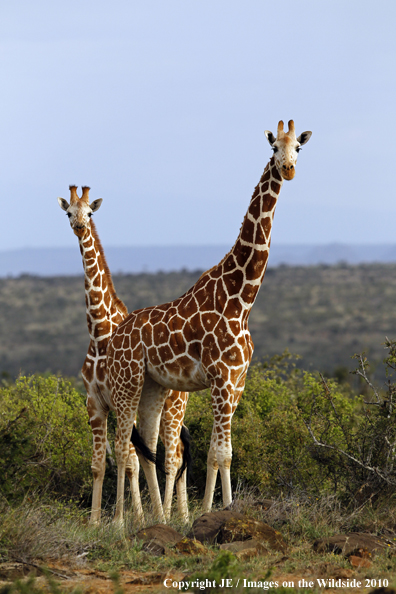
[
  {"left": 57, "top": 186, "right": 190, "bottom": 523},
  {"left": 106, "top": 121, "right": 312, "bottom": 522}
]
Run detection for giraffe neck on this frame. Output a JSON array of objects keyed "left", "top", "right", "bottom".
[
  {"left": 79, "top": 220, "right": 128, "bottom": 349},
  {"left": 219, "top": 156, "right": 283, "bottom": 314}
]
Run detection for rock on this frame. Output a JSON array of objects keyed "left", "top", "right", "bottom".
[
  {"left": 187, "top": 511, "right": 245, "bottom": 544},
  {"left": 135, "top": 524, "right": 183, "bottom": 556},
  {"left": 220, "top": 539, "right": 269, "bottom": 560},
  {"left": 313, "top": 533, "right": 394, "bottom": 558},
  {"left": 174, "top": 538, "right": 209, "bottom": 556},
  {"left": 252, "top": 499, "right": 275, "bottom": 511},
  {"left": 0, "top": 562, "right": 41, "bottom": 580},
  {"left": 217, "top": 517, "right": 287, "bottom": 553},
  {"left": 349, "top": 555, "right": 372, "bottom": 569},
  {"left": 333, "top": 569, "right": 355, "bottom": 579}
]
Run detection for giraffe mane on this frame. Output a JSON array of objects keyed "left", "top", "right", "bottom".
[{"left": 89, "top": 219, "right": 128, "bottom": 317}]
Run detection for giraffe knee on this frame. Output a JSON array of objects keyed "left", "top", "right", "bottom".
[
  {"left": 207, "top": 448, "right": 218, "bottom": 471},
  {"left": 91, "top": 465, "right": 105, "bottom": 481}
]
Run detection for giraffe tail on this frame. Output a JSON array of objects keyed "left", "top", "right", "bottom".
[
  {"left": 131, "top": 426, "right": 164, "bottom": 472},
  {"left": 176, "top": 425, "right": 193, "bottom": 484}
]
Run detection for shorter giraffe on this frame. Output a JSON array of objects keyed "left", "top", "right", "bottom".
[
  {"left": 58, "top": 186, "right": 190, "bottom": 522},
  {"left": 106, "top": 121, "right": 312, "bottom": 523}
]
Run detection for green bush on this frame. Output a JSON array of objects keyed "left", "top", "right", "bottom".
[
  {"left": 185, "top": 352, "right": 358, "bottom": 500},
  {"left": 0, "top": 375, "right": 92, "bottom": 502}
]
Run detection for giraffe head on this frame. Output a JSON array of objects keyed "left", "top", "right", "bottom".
[
  {"left": 58, "top": 186, "right": 103, "bottom": 238},
  {"left": 264, "top": 120, "right": 312, "bottom": 180}
]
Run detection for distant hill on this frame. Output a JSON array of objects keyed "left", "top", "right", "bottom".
[{"left": 1, "top": 244, "right": 396, "bottom": 276}]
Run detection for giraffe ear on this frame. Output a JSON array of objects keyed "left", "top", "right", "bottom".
[
  {"left": 264, "top": 130, "right": 276, "bottom": 146},
  {"left": 297, "top": 131, "right": 312, "bottom": 146},
  {"left": 58, "top": 197, "right": 70, "bottom": 211},
  {"left": 90, "top": 198, "right": 103, "bottom": 212}
]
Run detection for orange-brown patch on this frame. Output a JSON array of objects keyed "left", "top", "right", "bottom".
[
  {"left": 147, "top": 346, "right": 161, "bottom": 367},
  {"left": 94, "top": 321, "right": 111, "bottom": 339},
  {"left": 153, "top": 321, "right": 169, "bottom": 345},
  {"left": 251, "top": 184, "right": 260, "bottom": 199},
  {"left": 96, "top": 363, "right": 106, "bottom": 383},
  {"left": 141, "top": 324, "right": 153, "bottom": 347},
  {"left": 158, "top": 344, "right": 174, "bottom": 363},
  {"left": 185, "top": 313, "right": 205, "bottom": 341},
  {"left": 149, "top": 309, "right": 165, "bottom": 324},
  {"left": 209, "top": 266, "right": 222, "bottom": 279},
  {"left": 165, "top": 360, "right": 183, "bottom": 377},
  {"left": 240, "top": 283, "right": 259, "bottom": 304},
  {"left": 92, "top": 273, "right": 101, "bottom": 288},
  {"left": 223, "top": 254, "right": 236, "bottom": 272},
  {"left": 249, "top": 196, "right": 262, "bottom": 221},
  {"left": 233, "top": 239, "right": 250, "bottom": 268},
  {"left": 223, "top": 297, "right": 242, "bottom": 319},
  {"left": 223, "top": 345, "right": 242, "bottom": 365},
  {"left": 240, "top": 218, "right": 255, "bottom": 244},
  {"left": 272, "top": 166, "right": 282, "bottom": 181},
  {"left": 215, "top": 278, "right": 228, "bottom": 312},
  {"left": 271, "top": 180, "right": 281, "bottom": 194},
  {"left": 228, "top": 320, "right": 241, "bottom": 336},
  {"left": 202, "top": 312, "right": 219, "bottom": 332},
  {"left": 262, "top": 195, "right": 277, "bottom": 211},
  {"left": 224, "top": 269, "right": 244, "bottom": 296},
  {"left": 181, "top": 296, "right": 198, "bottom": 317},
  {"left": 260, "top": 181, "right": 269, "bottom": 194},
  {"left": 103, "top": 292, "right": 111, "bottom": 308},
  {"left": 169, "top": 331, "right": 186, "bottom": 354},
  {"left": 199, "top": 289, "right": 215, "bottom": 313},
  {"left": 187, "top": 341, "right": 200, "bottom": 360},
  {"left": 245, "top": 252, "right": 268, "bottom": 281},
  {"left": 254, "top": 224, "right": 267, "bottom": 245},
  {"left": 202, "top": 333, "right": 220, "bottom": 360}
]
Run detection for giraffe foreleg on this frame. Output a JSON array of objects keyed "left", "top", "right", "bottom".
[
  {"left": 160, "top": 391, "right": 190, "bottom": 522},
  {"left": 114, "top": 410, "right": 137, "bottom": 525},
  {"left": 87, "top": 398, "right": 108, "bottom": 525},
  {"left": 202, "top": 426, "right": 219, "bottom": 512}
]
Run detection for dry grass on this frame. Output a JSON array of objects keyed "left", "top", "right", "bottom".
[{"left": 2, "top": 491, "right": 396, "bottom": 592}]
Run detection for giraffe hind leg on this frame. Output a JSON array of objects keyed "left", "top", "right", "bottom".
[
  {"left": 126, "top": 442, "right": 144, "bottom": 524},
  {"left": 137, "top": 376, "right": 169, "bottom": 521},
  {"left": 175, "top": 425, "right": 192, "bottom": 522}
]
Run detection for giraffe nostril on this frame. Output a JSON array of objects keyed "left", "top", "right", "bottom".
[
  {"left": 283, "top": 165, "right": 287, "bottom": 169},
  {"left": 290, "top": 165, "right": 294, "bottom": 169}
]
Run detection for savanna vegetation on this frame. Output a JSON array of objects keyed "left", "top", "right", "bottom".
[
  {"left": 2, "top": 341, "right": 396, "bottom": 591},
  {"left": 1, "top": 263, "right": 396, "bottom": 380},
  {"left": 2, "top": 263, "right": 396, "bottom": 591}
]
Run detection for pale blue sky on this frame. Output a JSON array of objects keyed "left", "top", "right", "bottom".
[{"left": 0, "top": 0, "right": 395, "bottom": 250}]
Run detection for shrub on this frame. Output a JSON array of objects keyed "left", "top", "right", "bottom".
[
  {"left": 301, "top": 338, "right": 396, "bottom": 504},
  {"left": 0, "top": 375, "right": 92, "bottom": 502},
  {"left": 185, "top": 352, "right": 356, "bottom": 500}
]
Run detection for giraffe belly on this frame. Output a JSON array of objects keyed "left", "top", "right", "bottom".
[{"left": 146, "top": 360, "right": 209, "bottom": 392}]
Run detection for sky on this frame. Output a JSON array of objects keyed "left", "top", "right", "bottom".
[{"left": 1, "top": 0, "right": 395, "bottom": 251}]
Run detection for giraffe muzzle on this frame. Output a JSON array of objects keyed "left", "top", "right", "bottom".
[{"left": 281, "top": 166, "right": 295, "bottom": 181}]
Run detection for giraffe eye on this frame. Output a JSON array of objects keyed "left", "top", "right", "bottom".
[
  {"left": 88, "top": 212, "right": 92, "bottom": 218},
  {"left": 272, "top": 146, "right": 278, "bottom": 153},
  {"left": 67, "top": 212, "right": 72, "bottom": 218},
  {"left": 296, "top": 146, "right": 301, "bottom": 153}
]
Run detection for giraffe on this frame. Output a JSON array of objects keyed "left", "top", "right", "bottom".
[
  {"left": 106, "top": 120, "right": 312, "bottom": 523},
  {"left": 57, "top": 186, "right": 190, "bottom": 523}
]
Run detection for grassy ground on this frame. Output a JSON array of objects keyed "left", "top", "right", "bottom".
[{"left": 1, "top": 493, "right": 396, "bottom": 593}]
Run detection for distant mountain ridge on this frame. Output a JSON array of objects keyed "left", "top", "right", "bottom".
[{"left": 1, "top": 244, "right": 396, "bottom": 277}]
